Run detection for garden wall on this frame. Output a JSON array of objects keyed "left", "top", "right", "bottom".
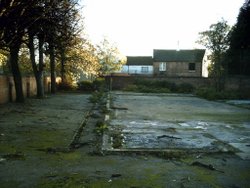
[
  {"left": 0, "top": 75, "right": 51, "bottom": 104},
  {"left": 109, "top": 76, "right": 211, "bottom": 90},
  {"left": 109, "top": 75, "right": 250, "bottom": 96}
]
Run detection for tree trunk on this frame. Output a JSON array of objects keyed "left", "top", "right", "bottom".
[
  {"left": 60, "top": 48, "right": 66, "bottom": 83},
  {"left": 28, "top": 33, "right": 44, "bottom": 98},
  {"left": 38, "top": 35, "right": 45, "bottom": 98},
  {"left": 49, "top": 44, "right": 56, "bottom": 94},
  {"left": 9, "top": 43, "right": 24, "bottom": 103}
]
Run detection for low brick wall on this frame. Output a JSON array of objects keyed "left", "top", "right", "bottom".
[{"left": 0, "top": 75, "right": 51, "bottom": 104}]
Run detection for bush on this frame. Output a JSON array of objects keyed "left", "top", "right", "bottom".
[
  {"left": 78, "top": 78, "right": 106, "bottom": 92},
  {"left": 195, "top": 87, "right": 240, "bottom": 100},
  {"left": 124, "top": 79, "right": 194, "bottom": 93},
  {"left": 57, "top": 82, "right": 76, "bottom": 91},
  {"left": 94, "top": 121, "right": 108, "bottom": 135},
  {"left": 123, "top": 84, "right": 138, "bottom": 92},
  {"left": 177, "top": 83, "right": 194, "bottom": 93},
  {"left": 77, "top": 80, "right": 94, "bottom": 92},
  {"left": 93, "top": 78, "right": 106, "bottom": 91},
  {"left": 89, "top": 91, "right": 105, "bottom": 103}
]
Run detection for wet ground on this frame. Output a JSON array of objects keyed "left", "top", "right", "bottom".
[{"left": 0, "top": 92, "right": 250, "bottom": 187}]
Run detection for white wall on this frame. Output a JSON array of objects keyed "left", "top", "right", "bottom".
[
  {"left": 122, "top": 65, "right": 153, "bottom": 74},
  {"left": 202, "top": 50, "right": 210, "bottom": 77}
]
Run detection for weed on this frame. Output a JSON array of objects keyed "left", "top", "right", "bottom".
[
  {"left": 89, "top": 91, "right": 105, "bottom": 103},
  {"left": 94, "top": 121, "right": 108, "bottom": 135},
  {"left": 111, "top": 132, "right": 124, "bottom": 149}
]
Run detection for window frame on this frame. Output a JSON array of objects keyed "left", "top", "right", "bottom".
[
  {"left": 141, "top": 66, "right": 149, "bottom": 73},
  {"left": 188, "top": 63, "right": 196, "bottom": 71},
  {"left": 159, "top": 62, "right": 166, "bottom": 71}
]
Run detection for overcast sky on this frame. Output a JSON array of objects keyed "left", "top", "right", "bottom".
[{"left": 81, "top": 0, "right": 245, "bottom": 56}]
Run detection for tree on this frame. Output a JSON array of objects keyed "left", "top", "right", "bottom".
[
  {"left": 65, "top": 36, "right": 100, "bottom": 82},
  {"left": 0, "top": 1, "right": 37, "bottom": 102},
  {"left": 226, "top": 0, "right": 250, "bottom": 75},
  {"left": 26, "top": 2, "right": 47, "bottom": 98},
  {"left": 0, "top": 50, "right": 8, "bottom": 74},
  {"left": 96, "top": 38, "right": 125, "bottom": 76},
  {"left": 44, "top": 0, "right": 80, "bottom": 92},
  {"left": 197, "top": 19, "right": 230, "bottom": 91},
  {"left": 26, "top": 0, "right": 81, "bottom": 96}
]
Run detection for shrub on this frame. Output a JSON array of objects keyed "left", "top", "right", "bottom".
[
  {"left": 94, "top": 121, "right": 108, "bottom": 135},
  {"left": 177, "top": 83, "right": 194, "bottom": 93},
  {"left": 77, "top": 80, "right": 94, "bottom": 92},
  {"left": 78, "top": 78, "right": 107, "bottom": 92},
  {"left": 93, "top": 78, "right": 106, "bottom": 91},
  {"left": 123, "top": 84, "right": 138, "bottom": 92},
  {"left": 89, "top": 91, "right": 105, "bottom": 103},
  {"left": 57, "top": 81, "right": 76, "bottom": 91},
  {"left": 195, "top": 87, "right": 240, "bottom": 100}
]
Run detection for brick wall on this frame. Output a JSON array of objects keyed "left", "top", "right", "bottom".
[
  {"left": 153, "top": 62, "right": 202, "bottom": 77},
  {"left": 0, "top": 75, "right": 9, "bottom": 104},
  {"left": 110, "top": 75, "right": 211, "bottom": 90},
  {"left": 0, "top": 75, "right": 51, "bottom": 104},
  {"left": 109, "top": 75, "right": 250, "bottom": 96}
]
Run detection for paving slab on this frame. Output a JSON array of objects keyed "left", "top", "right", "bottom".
[{"left": 104, "top": 92, "right": 250, "bottom": 159}]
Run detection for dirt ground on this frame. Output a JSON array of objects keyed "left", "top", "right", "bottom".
[{"left": 0, "top": 92, "right": 250, "bottom": 188}]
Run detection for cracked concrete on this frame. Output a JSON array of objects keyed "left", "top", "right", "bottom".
[
  {"left": 0, "top": 92, "right": 250, "bottom": 187},
  {"left": 104, "top": 92, "right": 250, "bottom": 160}
]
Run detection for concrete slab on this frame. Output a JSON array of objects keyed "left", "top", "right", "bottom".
[{"left": 103, "top": 92, "right": 250, "bottom": 159}]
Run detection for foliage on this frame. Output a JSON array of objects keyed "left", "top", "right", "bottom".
[
  {"left": 177, "top": 83, "right": 194, "bottom": 93},
  {"left": 78, "top": 78, "right": 106, "bottom": 92},
  {"left": 57, "top": 81, "right": 77, "bottom": 91},
  {"left": 197, "top": 19, "right": 231, "bottom": 91},
  {"left": 96, "top": 37, "right": 125, "bottom": 75},
  {"left": 65, "top": 36, "right": 100, "bottom": 82},
  {"left": 226, "top": 0, "right": 250, "bottom": 75},
  {"left": 0, "top": 50, "right": 8, "bottom": 74},
  {"left": 0, "top": 0, "right": 83, "bottom": 101},
  {"left": 94, "top": 121, "right": 108, "bottom": 135},
  {"left": 195, "top": 87, "right": 240, "bottom": 100},
  {"left": 77, "top": 80, "right": 94, "bottom": 91},
  {"left": 89, "top": 91, "right": 105, "bottom": 103},
  {"left": 123, "top": 79, "right": 194, "bottom": 93},
  {"left": 18, "top": 45, "right": 34, "bottom": 74}
]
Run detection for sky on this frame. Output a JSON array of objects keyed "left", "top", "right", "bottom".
[{"left": 80, "top": 0, "right": 245, "bottom": 56}]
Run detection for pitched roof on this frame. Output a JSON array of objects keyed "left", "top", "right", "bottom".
[
  {"left": 126, "top": 56, "right": 153, "bottom": 65},
  {"left": 153, "top": 49, "right": 206, "bottom": 62}
]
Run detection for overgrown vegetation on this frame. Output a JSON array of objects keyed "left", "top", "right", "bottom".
[
  {"left": 122, "top": 78, "right": 247, "bottom": 100},
  {"left": 94, "top": 120, "right": 108, "bottom": 135},
  {"left": 195, "top": 87, "right": 241, "bottom": 100},
  {"left": 78, "top": 78, "right": 106, "bottom": 92},
  {"left": 57, "top": 82, "right": 77, "bottom": 91},
  {"left": 123, "top": 79, "right": 194, "bottom": 93}
]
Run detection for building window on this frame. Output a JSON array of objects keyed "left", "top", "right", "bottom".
[
  {"left": 141, "top": 66, "right": 149, "bottom": 73},
  {"left": 159, "top": 62, "right": 166, "bottom": 71},
  {"left": 189, "top": 63, "right": 196, "bottom": 71}
]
